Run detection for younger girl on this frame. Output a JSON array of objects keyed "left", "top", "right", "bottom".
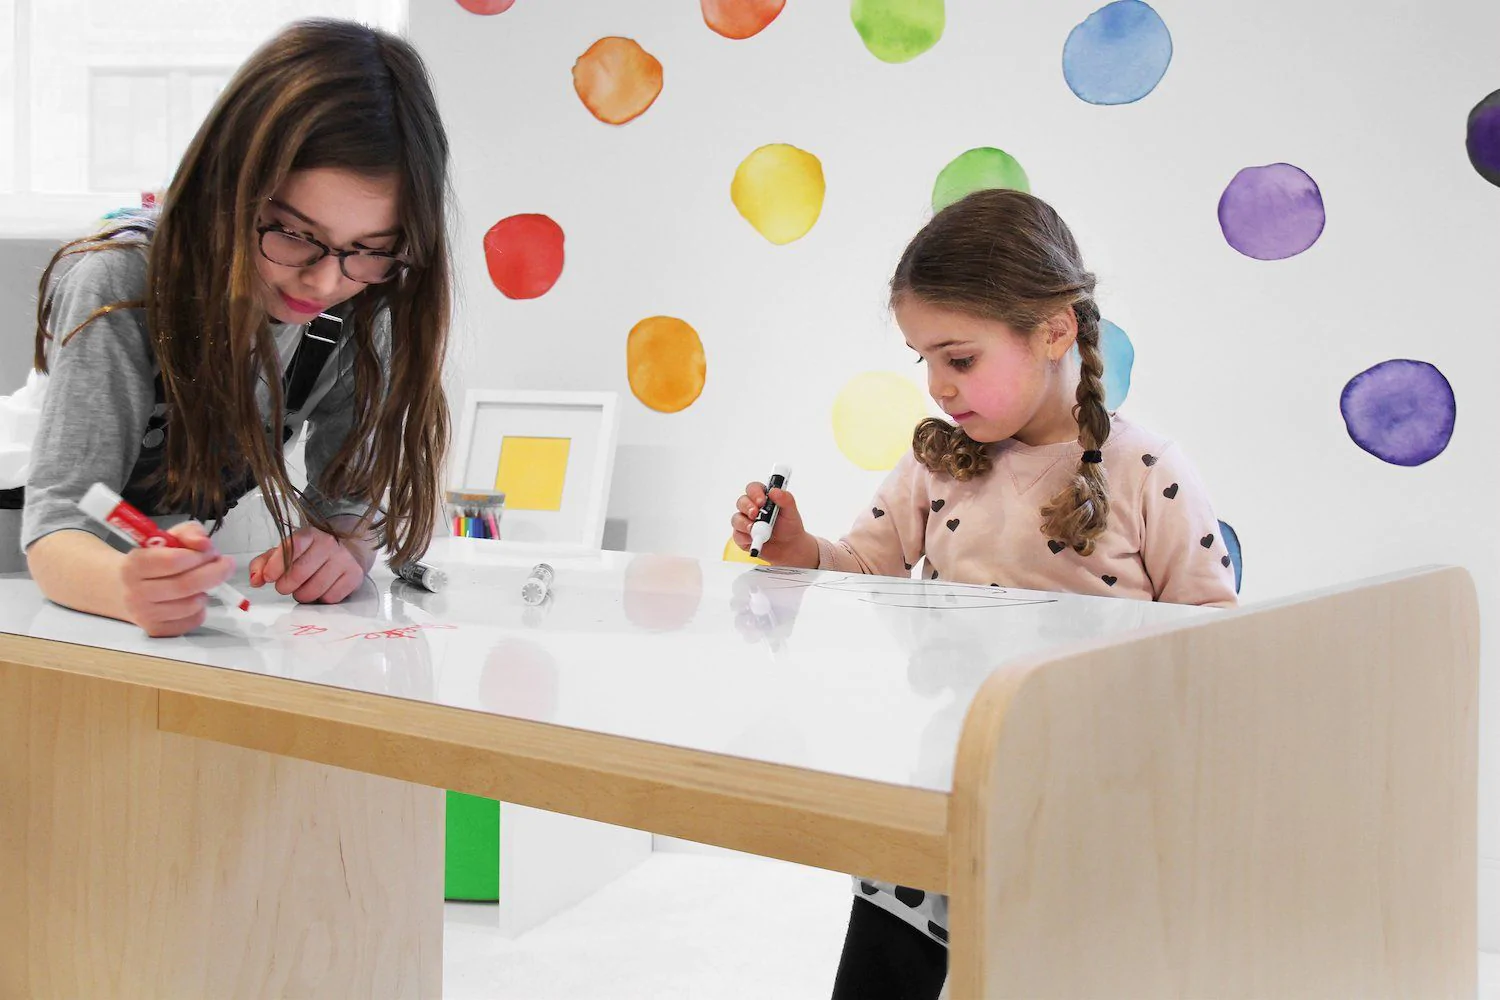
[
  {"left": 729, "top": 188, "right": 1237, "bottom": 999},
  {"left": 24, "top": 19, "right": 451, "bottom": 637}
]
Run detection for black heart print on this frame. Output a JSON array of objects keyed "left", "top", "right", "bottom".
[
  {"left": 930, "top": 499, "right": 946, "bottom": 512},
  {"left": 1141, "top": 454, "right": 1157, "bottom": 467},
  {"left": 1201, "top": 533, "right": 1215, "bottom": 548},
  {"left": 1163, "top": 483, "right": 1179, "bottom": 499},
  {"left": 904, "top": 562, "right": 912, "bottom": 571},
  {"left": 1047, "top": 540, "right": 1065, "bottom": 554},
  {"left": 893, "top": 885, "right": 926, "bottom": 908},
  {"left": 930, "top": 569, "right": 940, "bottom": 580},
  {"left": 946, "top": 519, "right": 960, "bottom": 532},
  {"left": 872, "top": 507, "right": 885, "bottom": 518},
  {"left": 1222, "top": 555, "right": 1231, "bottom": 567},
  {"left": 1102, "top": 575, "right": 1118, "bottom": 586}
]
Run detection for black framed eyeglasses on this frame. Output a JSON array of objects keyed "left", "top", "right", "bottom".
[{"left": 256, "top": 223, "right": 409, "bottom": 284}]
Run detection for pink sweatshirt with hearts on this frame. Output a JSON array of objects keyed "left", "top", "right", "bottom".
[{"left": 815, "top": 414, "right": 1239, "bottom": 607}]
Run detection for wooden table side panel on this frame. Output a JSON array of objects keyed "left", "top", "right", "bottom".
[
  {"left": 947, "top": 567, "right": 1480, "bottom": 999},
  {"left": 0, "top": 661, "right": 444, "bottom": 999}
]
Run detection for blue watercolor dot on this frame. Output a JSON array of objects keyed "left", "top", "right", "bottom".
[
  {"left": 1062, "top": 0, "right": 1173, "bottom": 106},
  {"left": 1099, "top": 319, "right": 1134, "bottom": 410},
  {"left": 1340, "top": 359, "right": 1456, "bottom": 467},
  {"left": 1218, "top": 520, "right": 1242, "bottom": 594}
]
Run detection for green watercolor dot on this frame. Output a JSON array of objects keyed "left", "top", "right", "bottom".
[
  {"left": 851, "top": 0, "right": 945, "bottom": 64},
  {"left": 931, "top": 147, "right": 1031, "bottom": 212}
]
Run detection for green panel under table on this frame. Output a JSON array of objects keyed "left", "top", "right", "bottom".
[{"left": 445, "top": 790, "right": 500, "bottom": 901}]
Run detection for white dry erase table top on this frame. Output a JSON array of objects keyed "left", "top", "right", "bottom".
[{"left": 0, "top": 536, "right": 1211, "bottom": 793}]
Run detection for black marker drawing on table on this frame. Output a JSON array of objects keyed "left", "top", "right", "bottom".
[{"left": 740, "top": 566, "right": 1059, "bottom": 611}]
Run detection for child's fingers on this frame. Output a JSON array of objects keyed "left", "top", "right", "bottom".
[
  {"left": 166, "top": 521, "right": 215, "bottom": 551},
  {"left": 136, "top": 556, "right": 235, "bottom": 603},
  {"left": 128, "top": 545, "right": 219, "bottom": 581},
  {"left": 744, "top": 481, "right": 767, "bottom": 505},
  {"left": 258, "top": 531, "right": 314, "bottom": 584},
  {"left": 734, "top": 494, "right": 764, "bottom": 519}
]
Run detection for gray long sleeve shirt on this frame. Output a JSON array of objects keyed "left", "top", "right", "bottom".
[{"left": 21, "top": 235, "right": 382, "bottom": 552}]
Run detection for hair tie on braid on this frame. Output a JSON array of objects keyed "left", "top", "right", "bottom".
[{"left": 1081, "top": 449, "right": 1102, "bottom": 464}]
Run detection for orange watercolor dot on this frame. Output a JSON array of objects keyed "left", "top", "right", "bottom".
[
  {"left": 572, "top": 37, "right": 664, "bottom": 126},
  {"left": 456, "top": 0, "right": 515, "bottom": 13},
  {"left": 627, "top": 316, "right": 707, "bottom": 413},
  {"left": 701, "top": 0, "right": 785, "bottom": 39}
]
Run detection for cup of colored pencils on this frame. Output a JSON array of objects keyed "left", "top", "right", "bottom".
[{"left": 446, "top": 489, "right": 505, "bottom": 540}]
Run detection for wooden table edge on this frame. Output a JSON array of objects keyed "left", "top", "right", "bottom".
[{"left": 0, "top": 630, "right": 949, "bottom": 890}]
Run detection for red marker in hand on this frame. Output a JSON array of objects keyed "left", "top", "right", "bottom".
[{"left": 79, "top": 482, "right": 251, "bottom": 612}]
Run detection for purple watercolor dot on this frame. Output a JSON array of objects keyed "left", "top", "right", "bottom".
[
  {"left": 1340, "top": 360, "right": 1455, "bottom": 467},
  {"left": 1466, "top": 89, "right": 1500, "bottom": 187},
  {"left": 1217, "top": 163, "right": 1326, "bottom": 260}
]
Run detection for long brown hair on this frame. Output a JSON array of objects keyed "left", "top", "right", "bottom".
[
  {"left": 893, "top": 188, "right": 1111, "bottom": 555},
  {"left": 34, "top": 18, "right": 451, "bottom": 568}
]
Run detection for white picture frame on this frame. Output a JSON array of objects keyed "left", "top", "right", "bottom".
[{"left": 451, "top": 390, "right": 620, "bottom": 549}]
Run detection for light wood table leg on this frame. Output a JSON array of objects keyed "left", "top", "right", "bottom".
[{"left": 0, "top": 662, "right": 444, "bottom": 1000}]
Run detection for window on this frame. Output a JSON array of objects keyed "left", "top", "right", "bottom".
[{"left": 1, "top": 0, "right": 405, "bottom": 237}]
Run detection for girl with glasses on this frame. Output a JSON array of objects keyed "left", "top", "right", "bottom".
[{"left": 23, "top": 18, "right": 452, "bottom": 637}]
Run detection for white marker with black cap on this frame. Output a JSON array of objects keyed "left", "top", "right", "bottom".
[{"left": 748, "top": 463, "right": 792, "bottom": 559}]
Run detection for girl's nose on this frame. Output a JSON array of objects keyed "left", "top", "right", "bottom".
[{"left": 302, "top": 254, "right": 345, "bottom": 297}]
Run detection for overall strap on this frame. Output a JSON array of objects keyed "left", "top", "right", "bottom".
[{"left": 282, "top": 311, "right": 345, "bottom": 414}]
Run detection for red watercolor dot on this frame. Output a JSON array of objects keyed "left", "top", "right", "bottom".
[
  {"left": 483, "top": 214, "right": 565, "bottom": 300},
  {"left": 456, "top": 0, "right": 516, "bottom": 13}
]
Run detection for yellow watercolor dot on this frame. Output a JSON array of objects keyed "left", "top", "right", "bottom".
[
  {"left": 832, "top": 371, "right": 928, "bottom": 470},
  {"left": 731, "top": 143, "right": 825, "bottom": 245},
  {"left": 627, "top": 316, "right": 706, "bottom": 413},
  {"left": 723, "top": 537, "right": 768, "bottom": 565}
]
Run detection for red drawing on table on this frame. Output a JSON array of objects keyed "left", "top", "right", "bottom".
[{"left": 289, "top": 623, "right": 457, "bottom": 640}]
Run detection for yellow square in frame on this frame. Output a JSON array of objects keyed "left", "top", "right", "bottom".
[{"left": 494, "top": 436, "right": 571, "bottom": 511}]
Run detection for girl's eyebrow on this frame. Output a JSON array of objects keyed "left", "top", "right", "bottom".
[
  {"left": 267, "top": 198, "right": 401, "bottom": 240},
  {"left": 906, "top": 339, "right": 972, "bottom": 351}
]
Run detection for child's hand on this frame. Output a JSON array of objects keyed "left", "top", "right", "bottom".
[
  {"left": 249, "top": 525, "right": 365, "bottom": 605},
  {"left": 119, "top": 521, "right": 236, "bottom": 637},
  {"left": 730, "top": 482, "right": 819, "bottom": 569}
]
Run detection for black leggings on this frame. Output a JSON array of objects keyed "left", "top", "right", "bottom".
[{"left": 830, "top": 896, "right": 947, "bottom": 1000}]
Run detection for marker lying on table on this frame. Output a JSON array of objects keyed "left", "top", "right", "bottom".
[
  {"left": 521, "top": 563, "right": 554, "bottom": 606},
  {"left": 78, "top": 482, "right": 251, "bottom": 612},
  {"left": 748, "top": 463, "right": 792, "bottom": 559},
  {"left": 393, "top": 559, "right": 448, "bottom": 594}
]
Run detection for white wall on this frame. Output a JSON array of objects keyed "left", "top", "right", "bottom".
[{"left": 411, "top": 0, "right": 1500, "bottom": 948}]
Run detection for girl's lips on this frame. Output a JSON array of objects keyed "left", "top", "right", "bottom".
[
  {"left": 280, "top": 291, "right": 326, "bottom": 315},
  {"left": 949, "top": 411, "right": 975, "bottom": 421}
]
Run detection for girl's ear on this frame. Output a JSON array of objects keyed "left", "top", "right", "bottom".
[{"left": 1044, "top": 306, "right": 1079, "bottom": 361}]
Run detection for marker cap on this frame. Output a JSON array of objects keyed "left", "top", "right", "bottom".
[{"left": 79, "top": 482, "right": 123, "bottom": 524}]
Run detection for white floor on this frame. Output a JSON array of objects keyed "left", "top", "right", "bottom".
[
  {"left": 445, "top": 851, "right": 1500, "bottom": 999},
  {"left": 444, "top": 851, "right": 851, "bottom": 999}
]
